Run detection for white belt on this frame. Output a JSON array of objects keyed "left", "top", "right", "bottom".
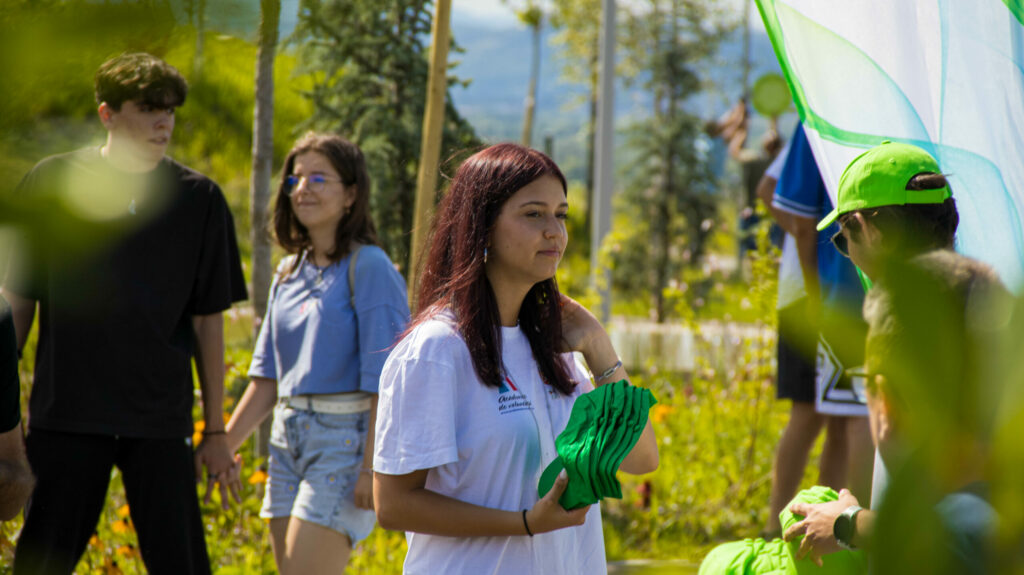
[{"left": 281, "top": 393, "right": 372, "bottom": 414}]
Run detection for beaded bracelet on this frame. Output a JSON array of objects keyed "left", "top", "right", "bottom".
[{"left": 594, "top": 359, "right": 623, "bottom": 383}]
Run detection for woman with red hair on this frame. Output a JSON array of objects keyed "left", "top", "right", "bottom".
[{"left": 373, "top": 143, "right": 658, "bottom": 574}]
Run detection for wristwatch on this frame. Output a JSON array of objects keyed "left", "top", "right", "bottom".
[{"left": 833, "top": 505, "right": 863, "bottom": 551}]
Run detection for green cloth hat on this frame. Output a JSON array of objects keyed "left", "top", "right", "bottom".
[
  {"left": 816, "top": 141, "right": 951, "bottom": 231},
  {"left": 537, "top": 379, "right": 656, "bottom": 510},
  {"left": 698, "top": 486, "right": 867, "bottom": 575},
  {"left": 698, "top": 538, "right": 796, "bottom": 575},
  {"left": 779, "top": 486, "right": 868, "bottom": 575}
]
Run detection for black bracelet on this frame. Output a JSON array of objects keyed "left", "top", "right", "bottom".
[
  {"left": 202, "top": 430, "right": 226, "bottom": 436},
  {"left": 522, "top": 509, "right": 533, "bottom": 537}
]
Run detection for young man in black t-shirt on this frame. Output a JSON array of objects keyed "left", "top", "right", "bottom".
[
  {"left": 2, "top": 53, "right": 246, "bottom": 575},
  {"left": 0, "top": 294, "right": 33, "bottom": 521}
]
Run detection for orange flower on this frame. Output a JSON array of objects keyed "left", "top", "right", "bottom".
[
  {"left": 116, "top": 504, "right": 130, "bottom": 518},
  {"left": 111, "top": 519, "right": 132, "bottom": 535},
  {"left": 651, "top": 404, "right": 675, "bottom": 424},
  {"left": 193, "top": 420, "right": 205, "bottom": 446},
  {"left": 89, "top": 534, "right": 104, "bottom": 551},
  {"left": 249, "top": 469, "right": 269, "bottom": 485},
  {"left": 116, "top": 544, "right": 138, "bottom": 559}
]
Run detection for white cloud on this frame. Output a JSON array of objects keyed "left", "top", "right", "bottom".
[{"left": 451, "top": 0, "right": 518, "bottom": 26}]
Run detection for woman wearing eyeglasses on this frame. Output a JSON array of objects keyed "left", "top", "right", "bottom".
[{"left": 224, "top": 132, "right": 410, "bottom": 574}]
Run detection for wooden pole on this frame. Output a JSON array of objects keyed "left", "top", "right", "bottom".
[
  {"left": 408, "top": 0, "right": 452, "bottom": 311},
  {"left": 250, "top": 0, "right": 280, "bottom": 460}
]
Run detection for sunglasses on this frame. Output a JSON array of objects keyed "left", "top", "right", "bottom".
[{"left": 830, "top": 230, "right": 849, "bottom": 257}]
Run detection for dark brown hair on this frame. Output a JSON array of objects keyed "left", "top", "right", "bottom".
[
  {"left": 412, "top": 143, "right": 576, "bottom": 395},
  {"left": 273, "top": 133, "right": 378, "bottom": 265},
  {"left": 843, "top": 173, "right": 959, "bottom": 254},
  {"left": 94, "top": 52, "right": 187, "bottom": 110}
]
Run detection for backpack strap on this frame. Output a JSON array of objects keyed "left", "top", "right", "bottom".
[{"left": 348, "top": 244, "right": 364, "bottom": 310}]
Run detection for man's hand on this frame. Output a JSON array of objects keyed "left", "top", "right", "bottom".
[
  {"left": 783, "top": 488, "right": 860, "bottom": 566},
  {"left": 194, "top": 434, "right": 242, "bottom": 510}
]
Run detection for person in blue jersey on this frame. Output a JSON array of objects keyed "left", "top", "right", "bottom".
[
  {"left": 770, "top": 123, "right": 875, "bottom": 515},
  {"left": 224, "top": 133, "right": 410, "bottom": 575}
]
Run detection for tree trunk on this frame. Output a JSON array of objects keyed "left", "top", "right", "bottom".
[{"left": 250, "top": 0, "right": 280, "bottom": 459}]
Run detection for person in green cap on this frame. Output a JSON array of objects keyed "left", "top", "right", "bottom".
[
  {"left": 814, "top": 141, "right": 959, "bottom": 279},
  {"left": 783, "top": 142, "right": 1008, "bottom": 573},
  {"left": 372, "top": 143, "right": 659, "bottom": 575}
]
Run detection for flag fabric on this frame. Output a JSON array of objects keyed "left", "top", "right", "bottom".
[{"left": 755, "top": 0, "right": 1024, "bottom": 290}]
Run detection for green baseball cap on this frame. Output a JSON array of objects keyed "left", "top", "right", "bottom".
[{"left": 816, "top": 141, "right": 951, "bottom": 231}]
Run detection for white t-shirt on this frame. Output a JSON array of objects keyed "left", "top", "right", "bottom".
[{"left": 374, "top": 314, "right": 606, "bottom": 575}]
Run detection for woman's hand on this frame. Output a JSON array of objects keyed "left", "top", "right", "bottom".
[
  {"left": 559, "top": 295, "right": 605, "bottom": 355},
  {"left": 524, "top": 470, "right": 590, "bottom": 535},
  {"left": 353, "top": 470, "right": 374, "bottom": 510}
]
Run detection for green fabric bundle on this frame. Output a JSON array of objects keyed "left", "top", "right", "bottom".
[
  {"left": 698, "top": 486, "right": 868, "bottom": 575},
  {"left": 537, "top": 379, "right": 656, "bottom": 510},
  {"left": 698, "top": 538, "right": 796, "bottom": 575}
]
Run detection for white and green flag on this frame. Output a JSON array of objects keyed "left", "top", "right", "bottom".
[{"left": 756, "top": 0, "right": 1024, "bottom": 289}]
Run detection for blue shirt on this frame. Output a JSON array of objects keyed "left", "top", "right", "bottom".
[
  {"left": 935, "top": 484, "right": 995, "bottom": 575},
  {"left": 249, "top": 245, "right": 410, "bottom": 395},
  {"left": 772, "top": 123, "right": 865, "bottom": 321}
]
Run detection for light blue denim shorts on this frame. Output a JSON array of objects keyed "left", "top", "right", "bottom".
[{"left": 260, "top": 404, "right": 376, "bottom": 543}]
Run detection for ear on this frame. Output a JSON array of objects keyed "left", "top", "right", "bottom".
[
  {"left": 342, "top": 184, "right": 357, "bottom": 211},
  {"left": 872, "top": 374, "right": 896, "bottom": 441},
  {"left": 98, "top": 102, "right": 115, "bottom": 128}
]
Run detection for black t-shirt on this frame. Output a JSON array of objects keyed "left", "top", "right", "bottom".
[
  {"left": 7, "top": 147, "right": 247, "bottom": 437},
  {"left": 0, "top": 295, "right": 20, "bottom": 434}
]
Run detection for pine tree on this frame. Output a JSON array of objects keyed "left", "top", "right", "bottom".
[{"left": 291, "top": 0, "right": 479, "bottom": 271}]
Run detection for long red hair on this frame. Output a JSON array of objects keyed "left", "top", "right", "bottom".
[{"left": 412, "top": 143, "right": 576, "bottom": 395}]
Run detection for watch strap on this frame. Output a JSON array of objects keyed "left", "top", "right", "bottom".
[{"left": 833, "top": 505, "right": 863, "bottom": 551}]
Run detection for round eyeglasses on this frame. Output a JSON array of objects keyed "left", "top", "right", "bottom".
[{"left": 284, "top": 174, "right": 344, "bottom": 195}]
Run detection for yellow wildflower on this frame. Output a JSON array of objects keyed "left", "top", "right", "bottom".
[
  {"left": 192, "top": 420, "right": 205, "bottom": 446},
  {"left": 249, "top": 469, "right": 269, "bottom": 485},
  {"left": 111, "top": 519, "right": 132, "bottom": 535},
  {"left": 116, "top": 504, "right": 130, "bottom": 518},
  {"left": 651, "top": 404, "right": 675, "bottom": 424},
  {"left": 116, "top": 544, "right": 138, "bottom": 559}
]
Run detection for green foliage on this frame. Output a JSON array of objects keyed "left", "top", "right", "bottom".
[
  {"left": 291, "top": 0, "right": 480, "bottom": 272},
  {"left": 602, "top": 341, "right": 811, "bottom": 561},
  {"left": 604, "top": 0, "right": 736, "bottom": 323},
  {"left": 0, "top": 4, "right": 314, "bottom": 278}
]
